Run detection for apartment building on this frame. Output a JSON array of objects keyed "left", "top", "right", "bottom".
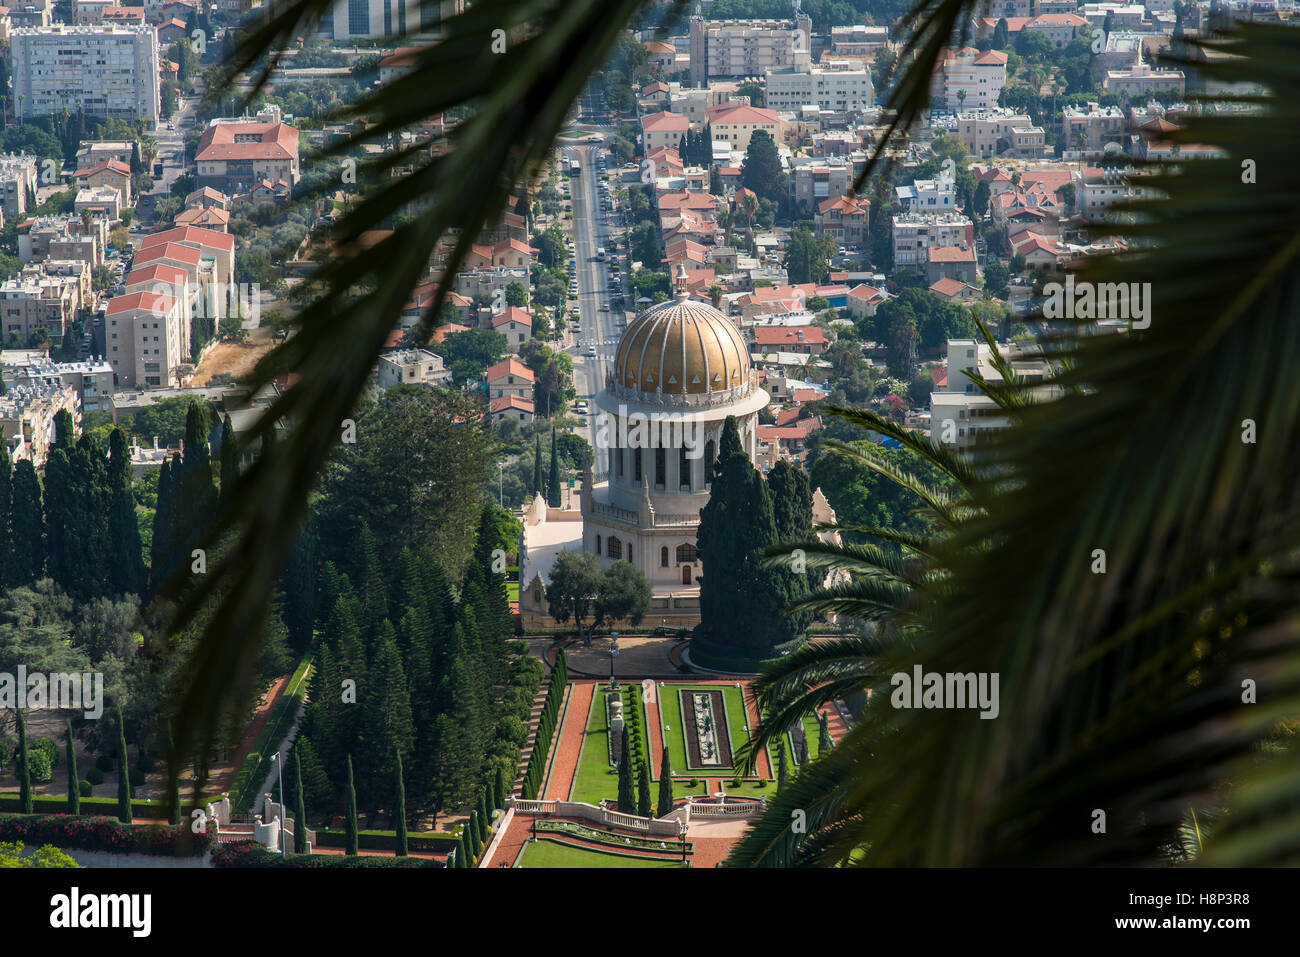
[
  {"left": 815, "top": 195, "right": 870, "bottom": 246},
  {"left": 955, "top": 109, "right": 1046, "bottom": 159},
  {"left": 705, "top": 103, "right": 782, "bottom": 153},
  {"left": 376, "top": 348, "right": 451, "bottom": 389},
  {"left": 0, "top": 272, "right": 81, "bottom": 346},
  {"left": 896, "top": 170, "right": 957, "bottom": 211},
  {"left": 688, "top": 14, "right": 812, "bottom": 86},
  {"left": 0, "top": 380, "right": 80, "bottom": 465},
  {"left": 892, "top": 210, "right": 976, "bottom": 269},
  {"left": 315, "top": 0, "right": 463, "bottom": 41},
  {"left": 105, "top": 289, "right": 186, "bottom": 388},
  {"left": 665, "top": 82, "right": 745, "bottom": 123},
  {"left": 790, "top": 160, "right": 852, "bottom": 211},
  {"left": 73, "top": 157, "right": 132, "bottom": 206},
  {"left": 11, "top": 24, "right": 160, "bottom": 124},
  {"left": 195, "top": 115, "right": 301, "bottom": 195},
  {"left": 827, "top": 25, "right": 890, "bottom": 57},
  {"left": 640, "top": 111, "right": 690, "bottom": 153},
  {"left": 2, "top": 352, "right": 114, "bottom": 416},
  {"left": 0, "top": 154, "right": 38, "bottom": 220},
  {"left": 764, "top": 63, "right": 875, "bottom": 113},
  {"left": 485, "top": 358, "right": 533, "bottom": 401},
  {"left": 1061, "top": 102, "right": 1127, "bottom": 156},
  {"left": 930, "top": 48, "right": 1007, "bottom": 112},
  {"left": 139, "top": 226, "right": 236, "bottom": 288}
]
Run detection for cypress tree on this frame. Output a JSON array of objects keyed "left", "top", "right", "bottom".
[
  {"left": 149, "top": 456, "right": 173, "bottom": 594},
  {"left": 178, "top": 402, "right": 217, "bottom": 555},
  {"left": 467, "top": 809, "right": 481, "bottom": 855},
  {"left": 294, "top": 747, "right": 309, "bottom": 853},
  {"left": 456, "top": 828, "right": 470, "bottom": 868},
  {"left": 43, "top": 448, "right": 76, "bottom": 594},
  {"left": 16, "top": 708, "right": 31, "bottom": 814},
  {"left": 52, "top": 408, "right": 74, "bottom": 453},
  {"left": 617, "top": 733, "right": 635, "bottom": 814},
  {"left": 394, "top": 750, "right": 408, "bottom": 857},
  {"left": 344, "top": 755, "right": 359, "bottom": 855},
  {"left": 531, "top": 432, "right": 542, "bottom": 497},
  {"left": 218, "top": 413, "right": 239, "bottom": 502},
  {"left": 0, "top": 442, "right": 12, "bottom": 588},
  {"left": 10, "top": 458, "right": 43, "bottom": 584},
  {"left": 65, "top": 719, "right": 79, "bottom": 815},
  {"left": 547, "top": 427, "right": 561, "bottom": 507},
  {"left": 494, "top": 765, "right": 506, "bottom": 811},
  {"left": 637, "top": 755, "right": 652, "bottom": 817},
  {"left": 656, "top": 746, "right": 674, "bottom": 818},
  {"left": 776, "top": 738, "right": 787, "bottom": 792},
  {"left": 166, "top": 721, "right": 181, "bottom": 826},
  {"left": 117, "top": 709, "right": 132, "bottom": 823},
  {"left": 818, "top": 711, "right": 832, "bottom": 756},
  {"left": 107, "top": 429, "right": 145, "bottom": 596}
]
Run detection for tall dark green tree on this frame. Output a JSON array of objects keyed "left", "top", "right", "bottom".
[
  {"left": 818, "top": 711, "right": 832, "bottom": 756},
  {"left": 293, "top": 747, "right": 308, "bottom": 853},
  {"left": 493, "top": 765, "right": 506, "bottom": 811},
  {"left": 547, "top": 427, "right": 561, "bottom": 507},
  {"left": 65, "top": 719, "right": 79, "bottom": 815},
  {"left": 656, "top": 745, "right": 674, "bottom": 818},
  {"left": 697, "top": 417, "right": 807, "bottom": 655},
  {"left": 10, "top": 459, "right": 44, "bottom": 585},
  {"left": 107, "top": 429, "right": 145, "bottom": 596},
  {"left": 776, "top": 738, "right": 787, "bottom": 791},
  {"left": 219, "top": 413, "right": 239, "bottom": 503},
  {"left": 738, "top": 129, "right": 787, "bottom": 207},
  {"left": 117, "top": 709, "right": 132, "bottom": 823},
  {"left": 16, "top": 709, "right": 31, "bottom": 814},
  {"left": 617, "top": 732, "right": 635, "bottom": 814},
  {"left": 166, "top": 721, "right": 181, "bottom": 826},
  {"left": 344, "top": 754, "right": 359, "bottom": 855},
  {"left": 0, "top": 443, "right": 12, "bottom": 588},
  {"left": 637, "top": 755, "right": 652, "bottom": 817},
  {"left": 149, "top": 456, "right": 175, "bottom": 594},
  {"left": 53, "top": 408, "right": 74, "bottom": 453},
  {"left": 394, "top": 750, "right": 408, "bottom": 857}
]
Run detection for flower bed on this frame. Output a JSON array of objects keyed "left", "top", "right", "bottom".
[{"left": 0, "top": 814, "right": 207, "bottom": 856}]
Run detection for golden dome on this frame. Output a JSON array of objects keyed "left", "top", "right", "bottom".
[{"left": 614, "top": 268, "right": 750, "bottom": 399}]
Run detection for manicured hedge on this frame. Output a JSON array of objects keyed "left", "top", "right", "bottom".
[
  {"left": 314, "top": 828, "right": 457, "bottom": 852},
  {"left": 0, "top": 814, "right": 208, "bottom": 856},
  {"left": 0, "top": 794, "right": 223, "bottom": 818},
  {"left": 211, "top": 843, "right": 440, "bottom": 868},
  {"left": 685, "top": 640, "right": 781, "bottom": 675}
]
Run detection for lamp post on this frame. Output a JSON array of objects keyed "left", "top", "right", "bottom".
[
  {"left": 679, "top": 819, "right": 688, "bottom": 864},
  {"left": 270, "top": 752, "right": 286, "bottom": 856}
]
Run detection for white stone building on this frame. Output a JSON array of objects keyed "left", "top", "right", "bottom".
[{"left": 11, "top": 24, "right": 160, "bottom": 124}]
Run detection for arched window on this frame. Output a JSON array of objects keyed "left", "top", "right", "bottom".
[
  {"left": 676, "top": 543, "right": 697, "bottom": 564},
  {"left": 607, "top": 536, "right": 622, "bottom": 560},
  {"left": 660, "top": 546, "right": 669, "bottom": 567},
  {"left": 595, "top": 535, "right": 602, "bottom": 555}
]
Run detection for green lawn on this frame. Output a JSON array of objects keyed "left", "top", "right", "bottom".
[
  {"left": 507, "top": 581, "right": 520, "bottom": 603},
  {"left": 568, "top": 689, "right": 618, "bottom": 805},
  {"left": 518, "top": 839, "right": 683, "bottom": 868},
  {"left": 656, "top": 683, "right": 758, "bottom": 776}
]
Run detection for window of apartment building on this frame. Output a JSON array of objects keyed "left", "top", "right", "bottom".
[{"left": 348, "top": 0, "right": 369, "bottom": 35}]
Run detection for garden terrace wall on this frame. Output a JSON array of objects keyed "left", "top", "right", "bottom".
[{"left": 0, "top": 814, "right": 208, "bottom": 856}]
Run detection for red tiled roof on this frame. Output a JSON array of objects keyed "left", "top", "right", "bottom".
[
  {"left": 485, "top": 359, "right": 534, "bottom": 383},
  {"left": 106, "top": 291, "right": 175, "bottom": 315},
  {"left": 490, "top": 395, "right": 535, "bottom": 414},
  {"left": 927, "top": 245, "right": 976, "bottom": 263},
  {"left": 140, "top": 225, "right": 235, "bottom": 253},
  {"left": 133, "top": 242, "right": 202, "bottom": 266},
  {"left": 491, "top": 307, "right": 532, "bottom": 327},
  {"left": 196, "top": 121, "right": 299, "bottom": 163},
  {"left": 754, "top": 326, "right": 826, "bottom": 346}
]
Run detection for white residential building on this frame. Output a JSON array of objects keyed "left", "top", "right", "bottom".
[
  {"left": 892, "top": 211, "right": 975, "bottom": 269},
  {"left": 931, "top": 48, "right": 1007, "bottom": 112},
  {"left": 315, "top": 0, "right": 462, "bottom": 41},
  {"left": 764, "top": 62, "right": 875, "bottom": 112},
  {"left": 688, "top": 14, "right": 812, "bottom": 86},
  {"left": 11, "top": 24, "right": 160, "bottom": 124}
]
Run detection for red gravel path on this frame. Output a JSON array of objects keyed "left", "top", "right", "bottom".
[{"left": 544, "top": 680, "right": 595, "bottom": 800}]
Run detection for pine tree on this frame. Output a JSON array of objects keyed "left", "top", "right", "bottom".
[
  {"left": 394, "top": 750, "right": 408, "bottom": 857},
  {"left": 656, "top": 745, "right": 674, "bottom": 818},
  {"left": 617, "top": 732, "right": 635, "bottom": 814},
  {"left": 547, "top": 426, "right": 561, "bottom": 507},
  {"left": 66, "top": 719, "right": 79, "bottom": 815},
  {"left": 532, "top": 432, "right": 542, "bottom": 496},
  {"left": 10, "top": 458, "right": 43, "bottom": 585},
  {"left": 107, "top": 429, "right": 145, "bottom": 596},
  {"left": 219, "top": 413, "right": 239, "bottom": 503},
  {"left": 344, "top": 754, "right": 359, "bottom": 855},
  {"left": 281, "top": 529, "right": 316, "bottom": 653},
  {"left": 357, "top": 635, "right": 414, "bottom": 807},
  {"left": 294, "top": 748, "right": 309, "bottom": 853},
  {"left": 117, "top": 709, "right": 132, "bottom": 824},
  {"left": 16, "top": 709, "right": 31, "bottom": 814},
  {"left": 637, "top": 755, "right": 652, "bottom": 817}
]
